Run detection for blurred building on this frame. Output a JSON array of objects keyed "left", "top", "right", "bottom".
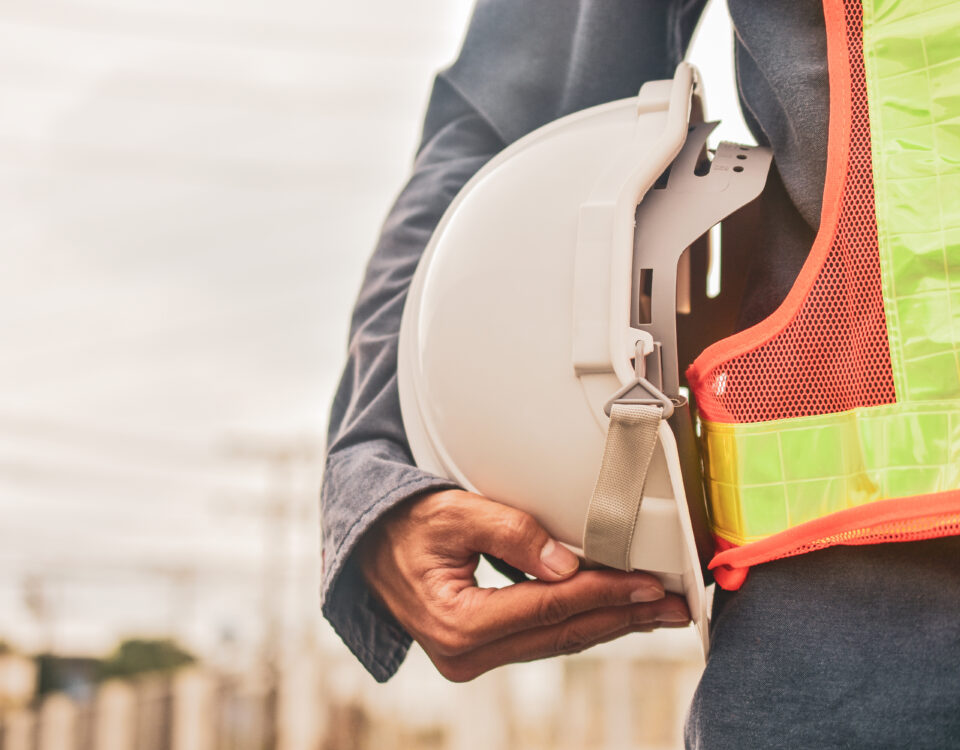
[
  {"left": 0, "top": 650, "right": 36, "bottom": 712},
  {"left": 0, "top": 636, "right": 702, "bottom": 750}
]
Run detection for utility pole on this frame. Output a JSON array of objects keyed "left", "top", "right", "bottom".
[
  {"left": 221, "top": 436, "right": 320, "bottom": 750},
  {"left": 158, "top": 564, "right": 198, "bottom": 647},
  {"left": 22, "top": 572, "right": 55, "bottom": 654}
]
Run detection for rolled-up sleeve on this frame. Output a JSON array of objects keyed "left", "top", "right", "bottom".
[{"left": 321, "top": 0, "right": 696, "bottom": 682}]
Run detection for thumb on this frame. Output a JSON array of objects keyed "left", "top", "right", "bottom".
[{"left": 460, "top": 495, "right": 580, "bottom": 582}]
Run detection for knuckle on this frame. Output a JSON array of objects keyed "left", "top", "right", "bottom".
[
  {"left": 553, "top": 623, "right": 592, "bottom": 655},
  {"left": 423, "top": 590, "right": 485, "bottom": 657},
  {"left": 420, "top": 491, "right": 463, "bottom": 523},
  {"left": 499, "top": 511, "right": 539, "bottom": 545},
  {"left": 629, "top": 605, "right": 657, "bottom": 626},
  {"left": 425, "top": 622, "right": 472, "bottom": 658},
  {"left": 433, "top": 657, "right": 478, "bottom": 684},
  {"left": 423, "top": 571, "right": 463, "bottom": 606},
  {"left": 438, "top": 632, "right": 472, "bottom": 658},
  {"left": 535, "top": 589, "right": 571, "bottom": 626},
  {"left": 431, "top": 587, "right": 472, "bottom": 621},
  {"left": 589, "top": 581, "right": 623, "bottom": 610}
]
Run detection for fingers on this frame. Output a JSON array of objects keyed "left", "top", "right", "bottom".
[
  {"left": 411, "top": 492, "right": 671, "bottom": 652},
  {"left": 454, "top": 494, "right": 580, "bottom": 581},
  {"left": 361, "top": 489, "right": 693, "bottom": 685},
  {"left": 430, "top": 594, "right": 691, "bottom": 683},
  {"left": 447, "top": 568, "right": 666, "bottom": 647}
]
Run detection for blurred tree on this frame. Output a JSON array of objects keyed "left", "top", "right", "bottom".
[{"left": 98, "top": 638, "right": 195, "bottom": 681}]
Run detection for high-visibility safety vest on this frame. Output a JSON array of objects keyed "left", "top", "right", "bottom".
[{"left": 686, "top": 0, "right": 960, "bottom": 590}]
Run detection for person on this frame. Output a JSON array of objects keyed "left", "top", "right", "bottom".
[{"left": 321, "top": 1, "right": 960, "bottom": 746}]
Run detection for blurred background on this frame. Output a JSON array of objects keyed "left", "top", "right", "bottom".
[{"left": 0, "top": 0, "right": 751, "bottom": 748}]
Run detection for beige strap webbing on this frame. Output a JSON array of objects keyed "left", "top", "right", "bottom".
[{"left": 582, "top": 403, "right": 662, "bottom": 570}]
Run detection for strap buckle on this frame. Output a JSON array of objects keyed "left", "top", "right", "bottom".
[{"left": 603, "top": 342, "right": 675, "bottom": 419}]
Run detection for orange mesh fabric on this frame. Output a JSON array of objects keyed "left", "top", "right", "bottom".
[
  {"left": 713, "top": 514, "right": 960, "bottom": 589},
  {"left": 787, "top": 515, "right": 960, "bottom": 553},
  {"left": 688, "top": 0, "right": 895, "bottom": 424}
]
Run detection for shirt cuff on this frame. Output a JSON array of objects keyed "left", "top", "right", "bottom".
[{"left": 320, "top": 445, "right": 458, "bottom": 681}]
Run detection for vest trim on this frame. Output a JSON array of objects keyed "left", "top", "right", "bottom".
[
  {"left": 710, "top": 488, "right": 960, "bottom": 589},
  {"left": 685, "top": 0, "right": 877, "bottom": 419},
  {"left": 702, "top": 399, "right": 960, "bottom": 546}
]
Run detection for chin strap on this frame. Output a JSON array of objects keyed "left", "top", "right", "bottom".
[{"left": 582, "top": 402, "right": 663, "bottom": 570}]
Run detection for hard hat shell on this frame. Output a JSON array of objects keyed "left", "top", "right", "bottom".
[{"left": 399, "top": 64, "right": 710, "bottom": 652}]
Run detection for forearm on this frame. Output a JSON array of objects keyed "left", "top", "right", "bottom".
[
  {"left": 321, "top": 0, "right": 690, "bottom": 681},
  {"left": 320, "top": 72, "right": 505, "bottom": 680}
]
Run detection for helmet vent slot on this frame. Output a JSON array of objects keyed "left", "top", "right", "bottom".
[
  {"left": 693, "top": 147, "right": 714, "bottom": 177},
  {"left": 653, "top": 166, "right": 672, "bottom": 190},
  {"left": 636, "top": 268, "right": 654, "bottom": 324}
]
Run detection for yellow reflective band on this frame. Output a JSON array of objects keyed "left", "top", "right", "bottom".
[
  {"left": 864, "top": 0, "right": 960, "bottom": 400},
  {"left": 701, "top": 400, "right": 960, "bottom": 546}
]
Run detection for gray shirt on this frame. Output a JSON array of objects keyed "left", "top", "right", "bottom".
[{"left": 321, "top": 2, "right": 960, "bottom": 746}]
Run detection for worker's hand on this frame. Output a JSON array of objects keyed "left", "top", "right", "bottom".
[{"left": 358, "top": 489, "right": 690, "bottom": 682}]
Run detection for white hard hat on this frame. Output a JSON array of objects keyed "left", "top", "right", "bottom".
[{"left": 398, "top": 63, "right": 771, "bottom": 656}]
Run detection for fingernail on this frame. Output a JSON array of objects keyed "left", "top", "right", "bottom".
[
  {"left": 630, "top": 584, "right": 665, "bottom": 603},
  {"left": 540, "top": 539, "right": 578, "bottom": 576},
  {"left": 656, "top": 611, "right": 690, "bottom": 624}
]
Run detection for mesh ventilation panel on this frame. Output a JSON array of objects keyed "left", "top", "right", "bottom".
[{"left": 694, "top": 0, "right": 896, "bottom": 424}]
